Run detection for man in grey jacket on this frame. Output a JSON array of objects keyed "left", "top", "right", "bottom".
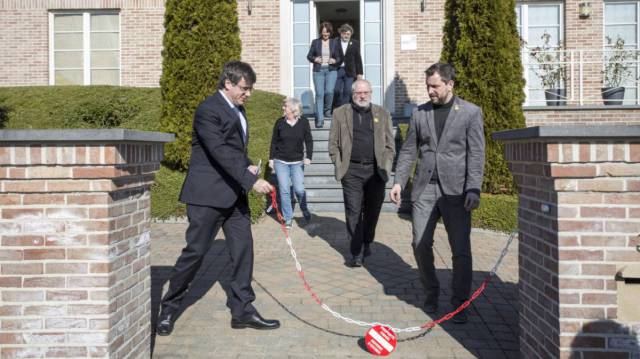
[
  {"left": 390, "top": 63, "right": 485, "bottom": 324},
  {"left": 329, "top": 79, "right": 395, "bottom": 267}
]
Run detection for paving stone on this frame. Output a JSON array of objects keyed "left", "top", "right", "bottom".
[{"left": 151, "top": 213, "right": 520, "bottom": 358}]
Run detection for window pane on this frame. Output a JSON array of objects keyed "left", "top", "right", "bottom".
[
  {"left": 293, "top": 67, "right": 310, "bottom": 87},
  {"left": 294, "top": 45, "right": 308, "bottom": 66},
  {"left": 364, "top": 23, "right": 380, "bottom": 43},
  {"left": 55, "top": 70, "right": 83, "bottom": 85},
  {"left": 605, "top": 25, "right": 638, "bottom": 46},
  {"left": 605, "top": 3, "right": 637, "bottom": 24},
  {"left": 529, "top": 5, "right": 559, "bottom": 26},
  {"left": 293, "top": 23, "right": 309, "bottom": 44},
  {"left": 91, "top": 51, "right": 119, "bottom": 68},
  {"left": 371, "top": 86, "right": 382, "bottom": 106},
  {"left": 91, "top": 33, "right": 119, "bottom": 49},
  {"left": 293, "top": 1, "right": 309, "bottom": 22},
  {"left": 91, "top": 14, "right": 119, "bottom": 31},
  {"left": 55, "top": 33, "right": 83, "bottom": 50},
  {"left": 364, "top": 0, "right": 380, "bottom": 21},
  {"left": 365, "top": 65, "right": 381, "bottom": 86},
  {"left": 528, "top": 27, "right": 560, "bottom": 47},
  {"left": 91, "top": 69, "right": 119, "bottom": 85},
  {"left": 364, "top": 44, "right": 381, "bottom": 64},
  {"left": 623, "top": 88, "right": 638, "bottom": 105},
  {"left": 55, "top": 51, "right": 83, "bottom": 68},
  {"left": 54, "top": 14, "right": 83, "bottom": 32}
]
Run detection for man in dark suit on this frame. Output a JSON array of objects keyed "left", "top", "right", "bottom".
[
  {"left": 334, "top": 23, "right": 363, "bottom": 108},
  {"left": 156, "top": 61, "right": 280, "bottom": 336},
  {"left": 390, "top": 62, "right": 485, "bottom": 324}
]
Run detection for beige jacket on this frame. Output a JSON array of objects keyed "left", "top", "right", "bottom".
[{"left": 328, "top": 103, "right": 396, "bottom": 181}]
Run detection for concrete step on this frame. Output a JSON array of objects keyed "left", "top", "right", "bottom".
[
  {"left": 301, "top": 202, "right": 400, "bottom": 213},
  {"left": 311, "top": 152, "right": 330, "bottom": 161}
]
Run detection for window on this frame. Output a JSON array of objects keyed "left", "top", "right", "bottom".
[
  {"left": 517, "top": 3, "right": 564, "bottom": 105},
  {"left": 50, "top": 11, "right": 120, "bottom": 85},
  {"left": 604, "top": 1, "right": 639, "bottom": 104}
]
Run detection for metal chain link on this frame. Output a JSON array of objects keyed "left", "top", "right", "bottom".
[{"left": 269, "top": 190, "right": 517, "bottom": 333}]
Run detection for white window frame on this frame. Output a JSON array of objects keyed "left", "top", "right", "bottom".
[
  {"left": 517, "top": 2, "right": 564, "bottom": 106},
  {"left": 49, "top": 10, "right": 121, "bottom": 86},
  {"left": 603, "top": 0, "right": 640, "bottom": 104}
]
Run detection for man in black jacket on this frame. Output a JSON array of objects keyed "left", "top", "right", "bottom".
[
  {"left": 156, "top": 61, "right": 280, "bottom": 336},
  {"left": 334, "top": 23, "right": 363, "bottom": 108}
]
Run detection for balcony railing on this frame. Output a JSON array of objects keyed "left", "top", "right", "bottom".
[{"left": 522, "top": 48, "right": 640, "bottom": 107}]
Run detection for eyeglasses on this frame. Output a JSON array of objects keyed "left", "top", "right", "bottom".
[
  {"left": 353, "top": 91, "right": 371, "bottom": 96},
  {"left": 235, "top": 84, "right": 253, "bottom": 92}
]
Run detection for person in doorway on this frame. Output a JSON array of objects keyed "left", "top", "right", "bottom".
[
  {"left": 156, "top": 61, "right": 280, "bottom": 336},
  {"left": 329, "top": 79, "right": 395, "bottom": 267},
  {"left": 269, "top": 97, "right": 313, "bottom": 229},
  {"left": 307, "top": 21, "right": 343, "bottom": 128},
  {"left": 390, "top": 62, "right": 485, "bottom": 324},
  {"left": 334, "top": 23, "right": 363, "bottom": 108}
]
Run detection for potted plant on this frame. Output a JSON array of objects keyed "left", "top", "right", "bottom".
[
  {"left": 530, "top": 32, "right": 568, "bottom": 106},
  {"left": 602, "top": 36, "right": 633, "bottom": 105}
]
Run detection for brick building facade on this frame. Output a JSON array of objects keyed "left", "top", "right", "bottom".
[{"left": 1, "top": 0, "right": 639, "bottom": 123}]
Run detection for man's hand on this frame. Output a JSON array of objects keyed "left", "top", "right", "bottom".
[
  {"left": 252, "top": 179, "right": 273, "bottom": 194},
  {"left": 247, "top": 165, "right": 259, "bottom": 175},
  {"left": 314, "top": 57, "right": 322, "bottom": 64},
  {"left": 328, "top": 58, "right": 336, "bottom": 65},
  {"left": 389, "top": 184, "right": 402, "bottom": 207},
  {"left": 464, "top": 191, "right": 480, "bottom": 211},
  {"left": 303, "top": 158, "right": 311, "bottom": 166}
]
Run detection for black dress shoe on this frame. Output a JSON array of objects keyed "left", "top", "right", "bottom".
[
  {"left": 346, "top": 255, "right": 362, "bottom": 268},
  {"left": 231, "top": 312, "right": 280, "bottom": 330},
  {"left": 452, "top": 308, "right": 468, "bottom": 324},
  {"left": 156, "top": 310, "right": 175, "bottom": 336},
  {"left": 423, "top": 299, "right": 438, "bottom": 314}
]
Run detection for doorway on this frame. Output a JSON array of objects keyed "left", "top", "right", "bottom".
[{"left": 315, "top": 1, "right": 359, "bottom": 41}]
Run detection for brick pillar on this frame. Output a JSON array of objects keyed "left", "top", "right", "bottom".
[
  {"left": 0, "top": 129, "right": 173, "bottom": 358},
  {"left": 494, "top": 126, "right": 640, "bottom": 359}
]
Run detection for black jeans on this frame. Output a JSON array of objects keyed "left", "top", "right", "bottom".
[{"left": 341, "top": 162, "right": 386, "bottom": 256}]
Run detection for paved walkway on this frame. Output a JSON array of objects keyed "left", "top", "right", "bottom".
[{"left": 151, "top": 213, "right": 519, "bottom": 358}]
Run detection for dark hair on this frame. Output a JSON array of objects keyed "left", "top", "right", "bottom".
[
  {"left": 425, "top": 62, "right": 456, "bottom": 83},
  {"left": 217, "top": 61, "right": 256, "bottom": 90},
  {"left": 319, "top": 21, "right": 333, "bottom": 35},
  {"left": 338, "top": 23, "right": 353, "bottom": 34}
]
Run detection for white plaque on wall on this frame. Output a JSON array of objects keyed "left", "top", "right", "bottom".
[{"left": 401, "top": 35, "right": 417, "bottom": 51}]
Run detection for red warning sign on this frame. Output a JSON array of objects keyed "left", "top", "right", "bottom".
[{"left": 365, "top": 325, "right": 397, "bottom": 356}]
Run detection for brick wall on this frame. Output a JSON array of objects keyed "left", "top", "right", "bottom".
[
  {"left": 525, "top": 108, "right": 640, "bottom": 127},
  {"left": 0, "top": 0, "right": 165, "bottom": 87},
  {"left": 0, "top": 130, "right": 170, "bottom": 358},
  {"left": 498, "top": 128, "right": 640, "bottom": 359}
]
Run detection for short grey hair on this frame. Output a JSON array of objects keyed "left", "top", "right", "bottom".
[
  {"left": 351, "top": 79, "right": 372, "bottom": 93},
  {"left": 284, "top": 97, "right": 302, "bottom": 117},
  {"left": 338, "top": 23, "right": 354, "bottom": 34}
]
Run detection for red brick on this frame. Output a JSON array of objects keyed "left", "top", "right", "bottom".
[
  {"left": 46, "top": 290, "right": 88, "bottom": 301},
  {"left": 90, "top": 263, "right": 110, "bottom": 273},
  {"left": 3, "top": 180, "right": 46, "bottom": 192},
  {"left": 76, "top": 146, "right": 87, "bottom": 164},
  {"left": 582, "top": 293, "right": 617, "bottom": 305},
  {"left": 22, "top": 193, "right": 65, "bottom": 204},
  {"left": 28, "top": 166, "right": 71, "bottom": 179},
  {"left": 89, "top": 207, "right": 109, "bottom": 219},
  {"left": 558, "top": 220, "right": 603, "bottom": 232},
  {"left": 0, "top": 194, "right": 21, "bottom": 205},
  {"left": 46, "top": 347, "right": 89, "bottom": 357},
  {"left": 23, "top": 305, "right": 66, "bottom": 316},
  {"left": 0, "top": 333, "right": 24, "bottom": 344},
  {"left": 23, "top": 277, "right": 66, "bottom": 288},
  {"left": 581, "top": 235, "right": 627, "bottom": 247},
  {"left": 47, "top": 180, "right": 91, "bottom": 192},
  {"left": 67, "top": 248, "right": 109, "bottom": 260},
  {"left": 45, "top": 318, "right": 87, "bottom": 329},
  {"left": 2, "top": 290, "right": 45, "bottom": 302},
  {"left": 558, "top": 193, "right": 603, "bottom": 204},
  {"left": 24, "top": 248, "right": 66, "bottom": 260},
  {"left": 46, "top": 263, "right": 88, "bottom": 274},
  {"left": 600, "top": 164, "right": 640, "bottom": 177},
  {"left": 0, "top": 277, "right": 22, "bottom": 288},
  {"left": 559, "top": 249, "right": 604, "bottom": 261},
  {"left": 1, "top": 235, "right": 44, "bottom": 246},
  {"left": 45, "top": 234, "right": 87, "bottom": 246},
  {"left": 605, "top": 250, "right": 639, "bottom": 261},
  {"left": 88, "top": 146, "right": 102, "bottom": 164},
  {"left": 577, "top": 179, "right": 625, "bottom": 192},
  {"left": 70, "top": 276, "right": 110, "bottom": 288},
  {"left": 560, "top": 307, "right": 606, "bottom": 319},
  {"left": 14, "top": 146, "right": 27, "bottom": 164},
  {"left": 46, "top": 207, "right": 88, "bottom": 219},
  {"left": 603, "top": 193, "right": 640, "bottom": 205},
  {"left": 578, "top": 143, "right": 591, "bottom": 162},
  {"left": 627, "top": 179, "right": 640, "bottom": 191},
  {"left": 1, "top": 263, "right": 43, "bottom": 275},
  {"left": 630, "top": 143, "right": 640, "bottom": 162},
  {"left": 73, "top": 166, "right": 119, "bottom": 179},
  {"left": 605, "top": 221, "right": 640, "bottom": 233},
  {"left": 0, "top": 249, "right": 23, "bottom": 260},
  {"left": 0, "top": 147, "right": 10, "bottom": 164},
  {"left": 1, "top": 348, "right": 47, "bottom": 357},
  {"left": 0, "top": 305, "right": 22, "bottom": 316},
  {"left": 67, "top": 304, "right": 109, "bottom": 315},
  {"left": 580, "top": 207, "right": 625, "bottom": 218},
  {"left": 550, "top": 164, "right": 597, "bottom": 178},
  {"left": 560, "top": 278, "right": 604, "bottom": 290},
  {"left": 2, "top": 208, "right": 44, "bottom": 219},
  {"left": 66, "top": 193, "right": 110, "bottom": 205}
]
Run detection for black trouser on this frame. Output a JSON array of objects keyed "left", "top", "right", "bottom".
[
  {"left": 412, "top": 182, "right": 472, "bottom": 306},
  {"left": 341, "top": 161, "right": 386, "bottom": 256},
  {"left": 160, "top": 199, "right": 257, "bottom": 320}
]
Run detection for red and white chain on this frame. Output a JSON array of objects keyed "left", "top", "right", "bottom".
[{"left": 269, "top": 189, "right": 516, "bottom": 333}]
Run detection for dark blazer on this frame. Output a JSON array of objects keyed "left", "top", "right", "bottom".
[
  {"left": 306, "top": 37, "right": 343, "bottom": 72},
  {"left": 337, "top": 38, "right": 363, "bottom": 78},
  {"left": 179, "top": 91, "right": 258, "bottom": 208}
]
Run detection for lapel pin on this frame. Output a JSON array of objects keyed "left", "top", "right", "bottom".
[
  {"left": 454, "top": 104, "right": 460, "bottom": 111},
  {"left": 374, "top": 117, "right": 379, "bottom": 123}
]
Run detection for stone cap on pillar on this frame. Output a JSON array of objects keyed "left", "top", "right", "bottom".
[
  {"left": 492, "top": 125, "right": 640, "bottom": 141},
  {"left": 0, "top": 129, "right": 174, "bottom": 143}
]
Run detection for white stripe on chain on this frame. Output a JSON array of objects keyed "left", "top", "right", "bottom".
[{"left": 282, "top": 229, "right": 517, "bottom": 333}]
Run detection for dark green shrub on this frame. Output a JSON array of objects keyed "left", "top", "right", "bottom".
[
  {"left": 64, "top": 96, "right": 138, "bottom": 128},
  {"left": 160, "top": 0, "right": 242, "bottom": 170},
  {"left": 472, "top": 194, "right": 518, "bottom": 233},
  {"left": 441, "top": 0, "right": 526, "bottom": 193}
]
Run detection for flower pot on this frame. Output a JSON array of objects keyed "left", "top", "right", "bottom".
[
  {"left": 544, "top": 88, "right": 567, "bottom": 106},
  {"left": 601, "top": 87, "right": 625, "bottom": 106}
]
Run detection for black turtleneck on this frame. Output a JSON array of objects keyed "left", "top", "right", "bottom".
[
  {"left": 350, "top": 102, "right": 375, "bottom": 163},
  {"left": 433, "top": 96, "right": 454, "bottom": 143}
]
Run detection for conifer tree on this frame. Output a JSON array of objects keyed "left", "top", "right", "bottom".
[
  {"left": 441, "top": 0, "right": 525, "bottom": 193},
  {"left": 160, "top": 0, "right": 242, "bottom": 170}
]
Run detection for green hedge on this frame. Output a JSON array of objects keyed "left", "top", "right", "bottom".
[
  {"left": 472, "top": 194, "right": 518, "bottom": 233},
  {"left": 0, "top": 86, "right": 283, "bottom": 223}
]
